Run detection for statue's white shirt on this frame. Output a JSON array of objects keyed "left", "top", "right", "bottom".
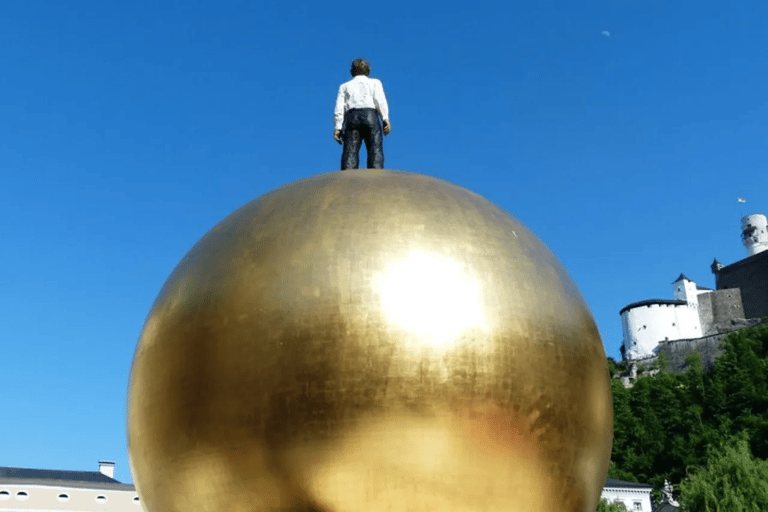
[{"left": 334, "top": 75, "right": 389, "bottom": 131}]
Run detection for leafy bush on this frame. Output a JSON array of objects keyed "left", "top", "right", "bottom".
[
  {"left": 679, "top": 435, "right": 768, "bottom": 511},
  {"left": 596, "top": 498, "right": 627, "bottom": 511}
]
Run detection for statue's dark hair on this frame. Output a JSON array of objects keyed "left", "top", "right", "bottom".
[{"left": 350, "top": 59, "right": 371, "bottom": 77}]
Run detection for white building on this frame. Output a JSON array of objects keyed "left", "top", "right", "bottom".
[
  {"left": 620, "top": 274, "right": 709, "bottom": 360},
  {"left": 0, "top": 461, "right": 140, "bottom": 512},
  {"left": 620, "top": 212, "right": 766, "bottom": 361},
  {"left": 601, "top": 478, "right": 654, "bottom": 511}
]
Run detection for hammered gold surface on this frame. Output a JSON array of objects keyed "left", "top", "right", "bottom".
[{"left": 127, "top": 169, "right": 613, "bottom": 512}]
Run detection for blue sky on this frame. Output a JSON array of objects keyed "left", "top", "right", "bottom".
[{"left": 2, "top": 0, "right": 767, "bottom": 484}]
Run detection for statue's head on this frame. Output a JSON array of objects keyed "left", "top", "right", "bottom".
[{"left": 350, "top": 58, "right": 371, "bottom": 77}]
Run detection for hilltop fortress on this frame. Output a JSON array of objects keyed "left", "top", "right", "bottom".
[{"left": 620, "top": 212, "right": 768, "bottom": 372}]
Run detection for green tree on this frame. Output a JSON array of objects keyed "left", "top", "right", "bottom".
[
  {"left": 649, "top": 352, "right": 669, "bottom": 372},
  {"left": 679, "top": 435, "right": 768, "bottom": 511},
  {"left": 595, "top": 498, "right": 627, "bottom": 511},
  {"left": 704, "top": 325, "right": 768, "bottom": 459},
  {"left": 608, "top": 323, "right": 768, "bottom": 488},
  {"left": 607, "top": 357, "right": 628, "bottom": 378}
]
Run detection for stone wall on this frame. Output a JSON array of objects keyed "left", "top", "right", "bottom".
[
  {"left": 715, "top": 250, "right": 768, "bottom": 319},
  {"left": 710, "top": 288, "right": 746, "bottom": 325},
  {"left": 699, "top": 289, "right": 744, "bottom": 336},
  {"left": 623, "top": 319, "right": 765, "bottom": 379},
  {"left": 655, "top": 332, "right": 728, "bottom": 372},
  {"left": 698, "top": 293, "right": 714, "bottom": 336}
]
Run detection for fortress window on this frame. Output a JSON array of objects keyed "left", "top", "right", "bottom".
[
  {"left": 0, "top": 491, "right": 9, "bottom": 500},
  {"left": 95, "top": 495, "right": 108, "bottom": 503},
  {"left": 58, "top": 494, "right": 69, "bottom": 502},
  {"left": 133, "top": 496, "right": 141, "bottom": 503},
  {"left": 16, "top": 491, "right": 28, "bottom": 501}
]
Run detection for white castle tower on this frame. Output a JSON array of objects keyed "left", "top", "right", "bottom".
[
  {"left": 620, "top": 274, "right": 704, "bottom": 360},
  {"left": 741, "top": 213, "right": 768, "bottom": 256}
]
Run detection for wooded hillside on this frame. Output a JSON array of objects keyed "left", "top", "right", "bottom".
[{"left": 606, "top": 323, "right": 768, "bottom": 508}]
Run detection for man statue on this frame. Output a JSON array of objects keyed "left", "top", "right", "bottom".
[
  {"left": 660, "top": 479, "right": 680, "bottom": 509},
  {"left": 333, "top": 58, "right": 391, "bottom": 170}
]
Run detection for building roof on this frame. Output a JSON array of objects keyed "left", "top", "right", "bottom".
[
  {"left": 717, "top": 248, "right": 768, "bottom": 275},
  {"left": 620, "top": 299, "right": 687, "bottom": 315},
  {"left": 0, "top": 467, "right": 135, "bottom": 491},
  {"left": 604, "top": 478, "right": 653, "bottom": 489},
  {"left": 672, "top": 273, "right": 692, "bottom": 284}
]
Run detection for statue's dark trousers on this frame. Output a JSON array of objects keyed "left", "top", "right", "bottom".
[{"left": 341, "top": 108, "right": 384, "bottom": 170}]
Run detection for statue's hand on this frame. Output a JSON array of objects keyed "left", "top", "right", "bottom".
[
  {"left": 383, "top": 120, "right": 391, "bottom": 135},
  {"left": 334, "top": 130, "right": 342, "bottom": 145}
]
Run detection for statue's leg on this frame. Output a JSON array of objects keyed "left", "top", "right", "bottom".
[
  {"left": 365, "top": 111, "right": 384, "bottom": 169},
  {"left": 341, "top": 126, "right": 362, "bottom": 170}
]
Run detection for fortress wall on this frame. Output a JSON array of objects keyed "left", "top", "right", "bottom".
[
  {"left": 716, "top": 250, "right": 768, "bottom": 319},
  {"left": 628, "top": 319, "right": 766, "bottom": 375},
  {"left": 655, "top": 333, "right": 728, "bottom": 372},
  {"left": 697, "top": 293, "right": 715, "bottom": 336},
  {"left": 710, "top": 288, "right": 745, "bottom": 324}
]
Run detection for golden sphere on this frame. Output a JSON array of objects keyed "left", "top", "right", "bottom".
[{"left": 127, "top": 170, "right": 612, "bottom": 512}]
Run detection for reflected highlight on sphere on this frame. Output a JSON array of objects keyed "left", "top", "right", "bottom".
[
  {"left": 375, "top": 250, "right": 487, "bottom": 347},
  {"left": 127, "top": 169, "right": 613, "bottom": 512}
]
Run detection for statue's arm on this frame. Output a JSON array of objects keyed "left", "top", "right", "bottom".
[
  {"left": 333, "top": 86, "right": 346, "bottom": 132},
  {"left": 373, "top": 80, "right": 389, "bottom": 125},
  {"left": 374, "top": 79, "right": 390, "bottom": 135}
]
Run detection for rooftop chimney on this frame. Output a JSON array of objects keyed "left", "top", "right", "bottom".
[{"left": 98, "top": 461, "right": 115, "bottom": 479}]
